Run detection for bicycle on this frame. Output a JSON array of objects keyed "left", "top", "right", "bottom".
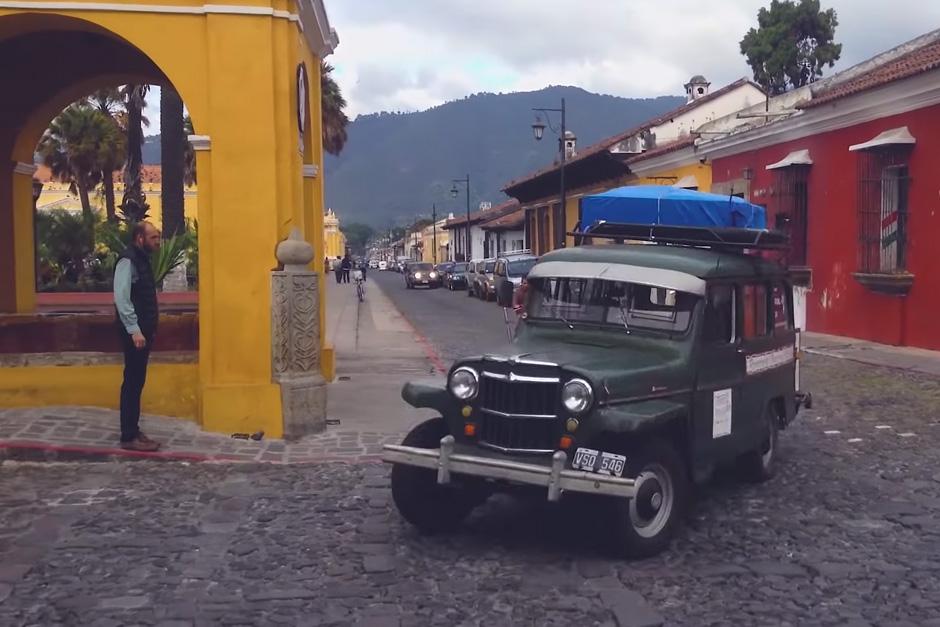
[{"left": 353, "top": 269, "right": 365, "bottom": 302}]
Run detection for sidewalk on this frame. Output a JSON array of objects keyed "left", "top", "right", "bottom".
[
  {"left": 0, "top": 278, "right": 441, "bottom": 464},
  {"left": 803, "top": 332, "right": 940, "bottom": 377}
]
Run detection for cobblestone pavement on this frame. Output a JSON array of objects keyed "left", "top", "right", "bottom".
[
  {"left": 3, "top": 355, "right": 940, "bottom": 626},
  {"left": 0, "top": 407, "right": 404, "bottom": 464}
]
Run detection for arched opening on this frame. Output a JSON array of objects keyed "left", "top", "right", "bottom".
[{"left": 0, "top": 14, "right": 201, "bottom": 416}]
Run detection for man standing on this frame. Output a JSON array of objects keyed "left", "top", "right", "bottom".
[
  {"left": 341, "top": 255, "right": 352, "bottom": 283},
  {"left": 113, "top": 222, "right": 162, "bottom": 451}
]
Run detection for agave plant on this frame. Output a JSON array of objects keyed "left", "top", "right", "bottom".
[{"left": 150, "top": 231, "right": 191, "bottom": 284}]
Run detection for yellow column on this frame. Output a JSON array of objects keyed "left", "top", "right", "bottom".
[
  {"left": 0, "top": 162, "right": 36, "bottom": 313},
  {"left": 197, "top": 13, "right": 284, "bottom": 437}
]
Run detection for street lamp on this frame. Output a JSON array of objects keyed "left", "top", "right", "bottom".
[
  {"left": 451, "top": 174, "right": 470, "bottom": 261},
  {"left": 532, "top": 98, "right": 567, "bottom": 249}
]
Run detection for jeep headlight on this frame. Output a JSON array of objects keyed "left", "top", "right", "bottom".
[
  {"left": 449, "top": 367, "right": 479, "bottom": 400},
  {"left": 430, "top": 271, "right": 438, "bottom": 279},
  {"left": 562, "top": 379, "right": 593, "bottom": 414},
  {"left": 414, "top": 272, "right": 422, "bottom": 279}
]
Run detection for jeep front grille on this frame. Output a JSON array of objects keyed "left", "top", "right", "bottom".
[{"left": 478, "top": 372, "right": 561, "bottom": 453}]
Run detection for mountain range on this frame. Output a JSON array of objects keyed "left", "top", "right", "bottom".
[{"left": 144, "top": 86, "right": 685, "bottom": 228}]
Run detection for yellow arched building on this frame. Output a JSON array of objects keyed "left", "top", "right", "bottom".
[
  {"left": 0, "top": 0, "right": 338, "bottom": 438},
  {"left": 323, "top": 208, "right": 346, "bottom": 261}
]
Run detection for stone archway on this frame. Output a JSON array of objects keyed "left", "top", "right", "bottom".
[{"left": 0, "top": 4, "right": 336, "bottom": 438}]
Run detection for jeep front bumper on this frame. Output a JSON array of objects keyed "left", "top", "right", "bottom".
[{"left": 382, "top": 435, "right": 637, "bottom": 502}]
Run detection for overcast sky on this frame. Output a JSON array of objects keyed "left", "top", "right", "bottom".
[{"left": 325, "top": 0, "right": 940, "bottom": 118}]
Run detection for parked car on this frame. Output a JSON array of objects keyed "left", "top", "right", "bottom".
[
  {"left": 369, "top": 260, "right": 379, "bottom": 269},
  {"left": 444, "top": 262, "right": 470, "bottom": 291},
  {"left": 493, "top": 252, "right": 539, "bottom": 302},
  {"left": 465, "top": 259, "right": 482, "bottom": 298},
  {"left": 383, "top": 223, "right": 810, "bottom": 558},
  {"left": 404, "top": 262, "right": 441, "bottom": 289},
  {"left": 396, "top": 257, "right": 410, "bottom": 273},
  {"left": 474, "top": 258, "right": 497, "bottom": 301},
  {"left": 378, "top": 260, "right": 388, "bottom": 271}
]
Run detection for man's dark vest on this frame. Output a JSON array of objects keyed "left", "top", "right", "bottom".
[{"left": 116, "top": 245, "right": 159, "bottom": 335}]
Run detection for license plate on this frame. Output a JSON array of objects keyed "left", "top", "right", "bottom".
[
  {"left": 597, "top": 452, "right": 627, "bottom": 477},
  {"left": 572, "top": 447, "right": 598, "bottom": 471},
  {"left": 572, "top": 448, "right": 626, "bottom": 477}
]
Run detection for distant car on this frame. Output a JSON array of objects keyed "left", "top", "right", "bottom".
[
  {"left": 444, "top": 262, "right": 469, "bottom": 291},
  {"left": 396, "top": 257, "right": 410, "bottom": 273},
  {"left": 369, "top": 260, "right": 379, "bottom": 269},
  {"left": 494, "top": 252, "right": 539, "bottom": 302},
  {"left": 405, "top": 262, "right": 441, "bottom": 289},
  {"left": 378, "top": 260, "right": 388, "bottom": 271},
  {"left": 465, "top": 259, "right": 482, "bottom": 298}
]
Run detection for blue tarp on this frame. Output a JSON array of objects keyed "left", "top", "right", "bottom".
[{"left": 579, "top": 185, "right": 767, "bottom": 230}]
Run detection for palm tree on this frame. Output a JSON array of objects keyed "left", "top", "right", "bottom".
[
  {"left": 120, "top": 84, "right": 150, "bottom": 222},
  {"left": 160, "top": 86, "right": 185, "bottom": 237},
  {"left": 183, "top": 115, "right": 196, "bottom": 187},
  {"left": 37, "top": 103, "right": 120, "bottom": 222},
  {"left": 320, "top": 61, "right": 349, "bottom": 156},
  {"left": 88, "top": 88, "right": 126, "bottom": 222}
]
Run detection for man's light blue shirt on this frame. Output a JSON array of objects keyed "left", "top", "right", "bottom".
[{"left": 113, "top": 257, "right": 141, "bottom": 335}]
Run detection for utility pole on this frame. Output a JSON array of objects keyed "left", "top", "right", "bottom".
[{"left": 432, "top": 203, "right": 437, "bottom": 264}]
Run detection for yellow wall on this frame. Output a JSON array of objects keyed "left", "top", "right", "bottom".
[
  {"left": 36, "top": 181, "right": 199, "bottom": 230},
  {"left": 0, "top": 3, "right": 332, "bottom": 438},
  {"left": 0, "top": 362, "right": 199, "bottom": 417},
  {"left": 633, "top": 162, "right": 712, "bottom": 192},
  {"left": 421, "top": 224, "right": 449, "bottom": 263}
]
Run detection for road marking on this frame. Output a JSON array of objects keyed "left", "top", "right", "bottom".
[
  {"left": 899, "top": 432, "right": 917, "bottom": 438},
  {"left": 847, "top": 438, "right": 863, "bottom": 443},
  {"left": 824, "top": 430, "right": 841, "bottom": 435},
  {"left": 875, "top": 425, "right": 893, "bottom": 430}
]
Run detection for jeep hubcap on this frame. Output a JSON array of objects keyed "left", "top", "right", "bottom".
[{"left": 629, "top": 463, "right": 674, "bottom": 538}]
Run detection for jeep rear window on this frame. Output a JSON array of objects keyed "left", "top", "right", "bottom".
[{"left": 526, "top": 277, "right": 697, "bottom": 334}]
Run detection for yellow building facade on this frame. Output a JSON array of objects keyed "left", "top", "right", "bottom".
[
  {"left": 421, "top": 219, "right": 449, "bottom": 264},
  {"left": 0, "top": 0, "right": 338, "bottom": 438},
  {"left": 323, "top": 208, "right": 346, "bottom": 261}
]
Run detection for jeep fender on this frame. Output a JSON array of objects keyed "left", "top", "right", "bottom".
[
  {"left": 593, "top": 399, "right": 688, "bottom": 434},
  {"left": 401, "top": 380, "right": 453, "bottom": 415}
]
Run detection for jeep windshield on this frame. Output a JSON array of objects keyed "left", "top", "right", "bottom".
[
  {"left": 452, "top": 263, "right": 468, "bottom": 272},
  {"left": 525, "top": 277, "right": 697, "bottom": 334},
  {"left": 484, "top": 261, "right": 496, "bottom": 273},
  {"left": 508, "top": 258, "right": 537, "bottom": 276}
]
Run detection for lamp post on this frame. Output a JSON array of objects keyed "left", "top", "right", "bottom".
[
  {"left": 532, "top": 98, "right": 567, "bottom": 249},
  {"left": 451, "top": 175, "right": 470, "bottom": 261}
]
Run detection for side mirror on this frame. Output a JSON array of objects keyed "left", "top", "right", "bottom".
[{"left": 496, "top": 279, "right": 515, "bottom": 308}]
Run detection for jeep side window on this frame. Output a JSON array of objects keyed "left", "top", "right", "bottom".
[
  {"left": 704, "top": 285, "right": 735, "bottom": 343},
  {"left": 742, "top": 284, "right": 770, "bottom": 339},
  {"left": 772, "top": 283, "right": 792, "bottom": 332}
]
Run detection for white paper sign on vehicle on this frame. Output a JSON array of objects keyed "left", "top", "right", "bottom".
[{"left": 712, "top": 388, "right": 732, "bottom": 439}]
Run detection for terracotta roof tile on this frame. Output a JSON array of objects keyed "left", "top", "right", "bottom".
[
  {"left": 481, "top": 206, "right": 525, "bottom": 231},
  {"left": 443, "top": 199, "right": 519, "bottom": 229},
  {"left": 801, "top": 39, "right": 940, "bottom": 108},
  {"left": 503, "top": 78, "right": 760, "bottom": 191}
]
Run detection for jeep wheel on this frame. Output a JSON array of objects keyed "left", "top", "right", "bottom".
[
  {"left": 609, "top": 439, "right": 689, "bottom": 558},
  {"left": 390, "top": 418, "right": 483, "bottom": 534},
  {"left": 736, "top": 404, "right": 779, "bottom": 483}
]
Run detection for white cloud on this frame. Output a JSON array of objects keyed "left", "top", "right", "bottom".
[{"left": 325, "top": 0, "right": 940, "bottom": 117}]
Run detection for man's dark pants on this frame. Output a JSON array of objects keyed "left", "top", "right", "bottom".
[
  {"left": 343, "top": 269, "right": 350, "bottom": 283},
  {"left": 119, "top": 328, "right": 153, "bottom": 442}
]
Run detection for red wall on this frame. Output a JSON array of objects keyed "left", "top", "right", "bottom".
[{"left": 712, "top": 103, "right": 940, "bottom": 349}]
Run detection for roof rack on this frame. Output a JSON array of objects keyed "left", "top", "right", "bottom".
[
  {"left": 570, "top": 221, "right": 789, "bottom": 251},
  {"left": 499, "top": 249, "right": 534, "bottom": 256}
]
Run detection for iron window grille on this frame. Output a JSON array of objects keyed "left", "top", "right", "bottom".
[
  {"left": 857, "top": 147, "right": 912, "bottom": 274},
  {"left": 772, "top": 166, "right": 810, "bottom": 267}
]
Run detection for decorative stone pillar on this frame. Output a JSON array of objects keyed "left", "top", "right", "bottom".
[{"left": 272, "top": 228, "right": 327, "bottom": 439}]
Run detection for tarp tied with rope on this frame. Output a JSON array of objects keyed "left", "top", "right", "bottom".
[{"left": 579, "top": 185, "right": 767, "bottom": 231}]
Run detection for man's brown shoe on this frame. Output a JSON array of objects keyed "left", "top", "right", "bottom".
[
  {"left": 120, "top": 437, "right": 160, "bottom": 452},
  {"left": 137, "top": 432, "right": 157, "bottom": 444}
]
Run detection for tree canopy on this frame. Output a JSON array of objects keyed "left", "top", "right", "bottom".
[
  {"left": 740, "top": 0, "right": 842, "bottom": 95},
  {"left": 340, "top": 222, "right": 375, "bottom": 253}
]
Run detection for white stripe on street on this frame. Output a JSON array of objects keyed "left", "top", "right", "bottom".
[{"left": 824, "top": 430, "right": 841, "bottom": 435}]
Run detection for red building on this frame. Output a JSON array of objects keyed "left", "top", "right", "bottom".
[{"left": 701, "top": 31, "right": 940, "bottom": 349}]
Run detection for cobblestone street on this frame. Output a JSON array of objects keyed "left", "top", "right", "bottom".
[{"left": 3, "top": 352, "right": 940, "bottom": 626}]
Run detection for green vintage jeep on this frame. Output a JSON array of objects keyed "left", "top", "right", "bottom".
[{"left": 383, "top": 224, "right": 811, "bottom": 557}]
